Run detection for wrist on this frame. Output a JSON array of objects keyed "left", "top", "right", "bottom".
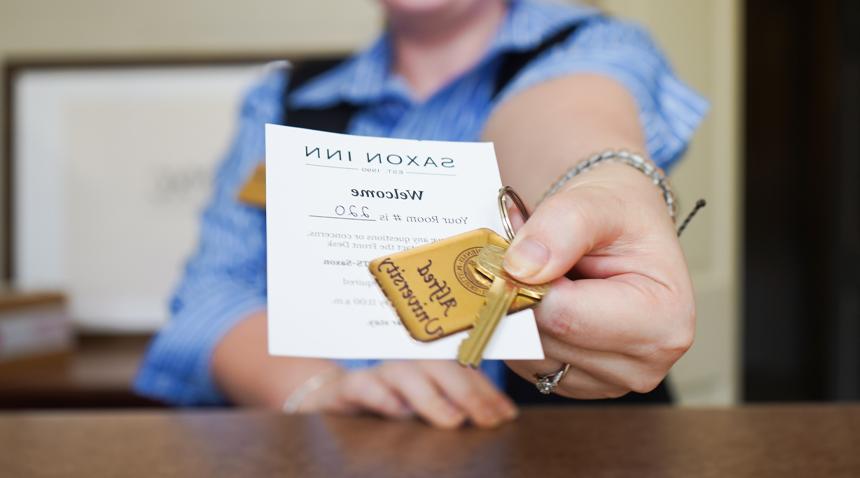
[{"left": 543, "top": 150, "right": 676, "bottom": 223}]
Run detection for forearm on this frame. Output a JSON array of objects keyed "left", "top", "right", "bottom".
[
  {"left": 211, "top": 311, "right": 339, "bottom": 409},
  {"left": 484, "top": 74, "right": 647, "bottom": 206}
]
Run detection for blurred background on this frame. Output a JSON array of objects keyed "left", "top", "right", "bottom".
[{"left": 0, "top": 0, "right": 856, "bottom": 409}]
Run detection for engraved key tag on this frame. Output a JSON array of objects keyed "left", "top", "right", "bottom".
[{"left": 369, "top": 228, "right": 537, "bottom": 342}]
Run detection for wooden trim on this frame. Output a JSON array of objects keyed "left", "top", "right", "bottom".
[
  {"left": 0, "top": 290, "right": 65, "bottom": 312},
  {"left": 2, "top": 51, "right": 349, "bottom": 71}
]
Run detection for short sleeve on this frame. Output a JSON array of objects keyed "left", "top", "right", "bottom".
[{"left": 498, "top": 17, "right": 709, "bottom": 169}]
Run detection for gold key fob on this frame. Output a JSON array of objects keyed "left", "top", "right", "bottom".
[{"left": 369, "top": 228, "right": 538, "bottom": 342}]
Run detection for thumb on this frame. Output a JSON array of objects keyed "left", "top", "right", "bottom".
[{"left": 502, "top": 186, "right": 624, "bottom": 284}]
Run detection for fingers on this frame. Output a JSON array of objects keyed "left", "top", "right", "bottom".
[
  {"left": 336, "top": 369, "right": 411, "bottom": 418},
  {"left": 536, "top": 275, "right": 694, "bottom": 359},
  {"left": 375, "top": 362, "right": 467, "bottom": 429},
  {"left": 505, "top": 360, "right": 627, "bottom": 400},
  {"left": 539, "top": 335, "right": 668, "bottom": 396},
  {"left": 557, "top": 365, "right": 628, "bottom": 399},
  {"left": 334, "top": 362, "right": 518, "bottom": 429},
  {"left": 420, "top": 361, "right": 517, "bottom": 428},
  {"left": 503, "top": 184, "right": 626, "bottom": 284}
]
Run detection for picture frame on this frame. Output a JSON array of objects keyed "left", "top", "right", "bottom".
[{"left": 1, "top": 55, "right": 336, "bottom": 331}]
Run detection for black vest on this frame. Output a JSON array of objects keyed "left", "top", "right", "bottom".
[{"left": 280, "top": 24, "right": 672, "bottom": 405}]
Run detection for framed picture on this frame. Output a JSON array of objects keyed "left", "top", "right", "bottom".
[{"left": 3, "top": 57, "right": 292, "bottom": 331}]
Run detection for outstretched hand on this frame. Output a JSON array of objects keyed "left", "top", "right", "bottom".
[{"left": 503, "top": 162, "right": 695, "bottom": 399}]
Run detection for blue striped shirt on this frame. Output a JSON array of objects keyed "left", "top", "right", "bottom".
[{"left": 135, "top": 0, "right": 708, "bottom": 406}]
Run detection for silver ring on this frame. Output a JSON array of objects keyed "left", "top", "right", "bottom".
[
  {"left": 497, "top": 186, "right": 530, "bottom": 242},
  {"left": 534, "top": 363, "right": 571, "bottom": 395}
]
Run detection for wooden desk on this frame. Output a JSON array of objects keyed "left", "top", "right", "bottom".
[{"left": 1, "top": 405, "right": 857, "bottom": 477}]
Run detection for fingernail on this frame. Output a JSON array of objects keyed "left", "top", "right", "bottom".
[
  {"left": 495, "top": 398, "right": 517, "bottom": 420},
  {"left": 441, "top": 403, "right": 461, "bottom": 419},
  {"left": 475, "top": 409, "right": 499, "bottom": 426},
  {"left": 446, "top": 411, "right": 465, "bottom": 427},
  {"left": 504, "top": 237, "right": 549, "bottom": 278},
  {"left": 480, "top": 414, "right": 502, "bottom": 428}
]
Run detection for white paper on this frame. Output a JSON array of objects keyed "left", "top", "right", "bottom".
[{"left": 265, "top": 124, "right": 544, "bottom": 360}]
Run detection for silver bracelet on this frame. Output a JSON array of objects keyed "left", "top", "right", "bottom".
[
  {"left": 282, "top": 367, "right": 343, "bottom": 414},
  {"left": 541, "top": 150, "right": 677, "bottom": 222}
]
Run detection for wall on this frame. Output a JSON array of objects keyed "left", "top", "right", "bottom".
[{"left": 0, "top": 0, "right": 741, "bottom": 404}]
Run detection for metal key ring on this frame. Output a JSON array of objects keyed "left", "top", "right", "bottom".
[{"left": 498, "top": 186, "right": 530, "bottom": 242}]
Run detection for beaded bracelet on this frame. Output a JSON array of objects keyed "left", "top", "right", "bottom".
[{"left": 540, "top": 150, "right": 677, "bottom": 222}]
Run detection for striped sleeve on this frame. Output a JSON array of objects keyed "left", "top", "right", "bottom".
[
  {"left": 133, "top": 71, "right": 285, "bottom": 406},
  {"left": 498, "top": 17, "right": 709, "bottom": 169}
]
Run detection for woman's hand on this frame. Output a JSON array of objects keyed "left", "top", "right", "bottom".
[
  {"left": 503, "top": 161, "right": 695, "bottom": 399},
  {"left": 299, "top": 361, "right": 518, "bottom": 429}
]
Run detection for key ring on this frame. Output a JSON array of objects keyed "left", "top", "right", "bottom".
[{"left": 498, "top": 186, "right": 530, "bottom": 242}]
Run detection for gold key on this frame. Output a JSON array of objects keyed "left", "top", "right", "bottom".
[{"left": 457, "top": 244, "right": 548, "bottom": 368}]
